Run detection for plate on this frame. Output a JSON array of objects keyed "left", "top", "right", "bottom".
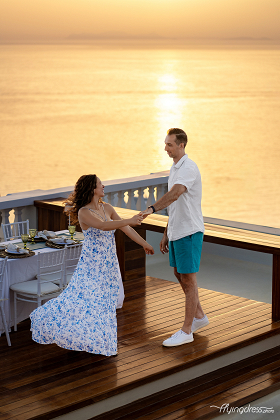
[
  {"left": 6, "top": 249, "right": 25, "bottom": 254},
  {"left": 42, "top": 231, "right": 56, "bottom": 237},
  {"left": 0, "top": 246, "right": 6, "bottom": 251},
  {"left": 51, "top": 240, "right": 73, "bottom": 245}
]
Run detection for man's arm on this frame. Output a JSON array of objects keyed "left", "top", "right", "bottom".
[{"left": 142, "top": 183, "right": 186, "bottom": 217}]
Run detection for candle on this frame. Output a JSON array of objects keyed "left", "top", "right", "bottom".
[{"left": 69, "top": 214, "right": 71, "bottom": 226}]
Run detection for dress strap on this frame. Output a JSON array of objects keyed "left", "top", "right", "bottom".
[
  {"left": 100, "top": 203, "right": 107, "bottom": 221},
  {"left": 86, "top": 204, "right": 107, "bottom": 221}
]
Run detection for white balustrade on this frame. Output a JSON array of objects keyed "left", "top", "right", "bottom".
[
  {"left": 1, "top": 171, "right": 279, "bottom": 242},
  {"left": 0, "top": 172, "right": 169, "bottom": 241}
]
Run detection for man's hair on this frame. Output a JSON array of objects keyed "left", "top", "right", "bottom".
[{"left": 167, "top": 128, "right": 188, "bottom": 147}]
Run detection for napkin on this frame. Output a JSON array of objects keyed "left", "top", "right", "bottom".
[
  {"left": 50, "top": 237, "right": 75, "bottom": 245},
  {"left": 6, "top": 243, "right": 29, "bottom": 254},
  {"left": 37, "top": 230, "right": 56, "bottom": 240}
]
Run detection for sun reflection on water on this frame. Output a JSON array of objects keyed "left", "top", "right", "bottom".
[
  {"left": 158, "top": 74, "right": 178, "bottom": 92},
  {"left": 155, "top": 73, "right": 184, "bottom": 166}
]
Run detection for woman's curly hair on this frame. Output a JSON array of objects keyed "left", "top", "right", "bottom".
[{"left": 64, "top": 174, "right": 100, "bottom": 225}]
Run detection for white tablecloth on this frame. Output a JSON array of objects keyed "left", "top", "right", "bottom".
[{"left": 0, "top": 230, "right": 70, "bottom": 334}]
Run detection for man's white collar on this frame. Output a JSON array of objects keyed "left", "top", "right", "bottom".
[{"left": 174, "top": 154, "right": 188, "bottom": 169}]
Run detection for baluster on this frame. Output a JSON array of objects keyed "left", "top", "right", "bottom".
[
  {"left": 117, "top": 191, "right": 126, "bottom": 209},
  {"left": 0, "top": 209, "right": 12, "bottom": 241},
  {"left": 146, "top": 186, "right": 156, "bottom": 207},
  {"left": 112, "top": 193, "right": 117, "bottom": 206},
  {"left": 136, "top": 187, "right": 146, "bottom": 211},
  {"left": 128, "top": 189, "right": 137, "bottom": 210},
  {"left": 0, "top": 211, "right": 3, "bottom": 241},
  {"left": 162, "top": 184, "right": 168, "bottom": 215},
  {"left": 156, "top": 185, "right": 168, "bottom": 215},
  {"left": 14, "top": 207, "right": 23, "bottom": 223},
  {"left": 143, "top": 187, "right": 149, "bottom": 208},
  {"left": 1, "top": 208, "right": 12, "bottom": 224},
  {"left": 126, "top": 189, "right": 133, "bottom": 209}
]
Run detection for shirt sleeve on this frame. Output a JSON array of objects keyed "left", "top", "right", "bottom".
[{"left": 173, "top": 165, "right": 197, "bottom": 191}]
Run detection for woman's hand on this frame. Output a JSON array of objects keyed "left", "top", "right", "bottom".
[
  {"left": 143, "top": 243, "right": 154, "bottom": 255},
  {"left": 129, "top": 213, "right": 143, "bottom": 226}
]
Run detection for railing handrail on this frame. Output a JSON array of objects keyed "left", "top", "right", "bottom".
[
  {"left": 204, "top": 217, "right": 280, "bottom": 236},
  {"left": 0, "top": 172, "right": 169, "bottom": 210}
]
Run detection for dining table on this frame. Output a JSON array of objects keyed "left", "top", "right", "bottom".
[{"left": 0, "top": 230, "right": 84, "bottom": 335}]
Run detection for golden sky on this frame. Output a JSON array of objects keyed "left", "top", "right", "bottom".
[{"left": 1, "top": 0, "right": 280, "bottom": 42}]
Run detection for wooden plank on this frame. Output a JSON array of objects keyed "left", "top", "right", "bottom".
[{"left": 91, "top": 347, "right": 280, "bottom": 420}]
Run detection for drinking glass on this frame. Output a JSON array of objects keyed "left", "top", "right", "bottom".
[
  {"left": 68, "top": 225, "right": 76, "bottom": 240},
  {"left": 21, "top": 234, "right": 29, "bottom": 249},
  {"left": 29, "top": 229, "right": 37, "bottom": 244}
]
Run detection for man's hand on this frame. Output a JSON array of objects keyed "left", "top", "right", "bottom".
[
  {"left": 160, "top": 234, "right": 169, "bottom": 254},
  {"left": 141, "top": 207, "right": 153, "bottom": 219}
]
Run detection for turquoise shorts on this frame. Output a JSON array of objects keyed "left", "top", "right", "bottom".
[{"left": 169, "top": 232, "right": 204, "bottom": 274}]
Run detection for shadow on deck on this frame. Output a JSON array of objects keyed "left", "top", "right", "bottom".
[{"left": 1, "top": 276, "right": 280, "bottom": 420}]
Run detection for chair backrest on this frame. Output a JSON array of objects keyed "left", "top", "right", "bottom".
[
  {"left": 0, "top": 257, "right": 8, "bottom": 300},
  {"left": 64, "top": 243, "right": 82, "bottom": 283},
  {"left": 1, "top": 220, "right": 30, "bottom": 241},
  {"left": 37, "top": 248, "right": 66, "bottom": 294}
]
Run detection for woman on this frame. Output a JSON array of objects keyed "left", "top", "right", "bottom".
[{"left": 30, "top": 174, "right": 154, "bottom": 356}]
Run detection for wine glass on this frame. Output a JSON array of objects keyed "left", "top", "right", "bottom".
[
  {"left": 68, "top": 225, "right": 76, "bottom": 240},
  {"left": 21, "top": 234, "right": 29, "bottom": 249},
  {"left": 29, "top": 229, "right": 37, "bottom": 245}
]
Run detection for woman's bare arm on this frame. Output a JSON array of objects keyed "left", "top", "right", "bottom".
[
  {"left": 110, "top": 207, "right": 154, "bottom": 254},
  {"left": 78, "top": 206, "right": 143, "bottom": 231}
]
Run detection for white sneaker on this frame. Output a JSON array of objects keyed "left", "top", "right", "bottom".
[
  {"left": 162, "top": 330, "right": 194, "bottom": 347},
  {"left": 191, "top": 315, "right": 209, "bottom": 333}
]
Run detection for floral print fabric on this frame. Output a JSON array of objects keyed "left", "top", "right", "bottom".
[{"left": 30, "top": 227, "right": 120, "bottom": 356}]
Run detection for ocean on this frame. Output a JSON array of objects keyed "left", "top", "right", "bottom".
[{"left": 0, "top": 42, "right": 280, "bottom": 227}]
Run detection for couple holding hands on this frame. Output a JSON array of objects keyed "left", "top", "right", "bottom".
[{"left": 30, "top": 128, "right": 208, "bottom": 356}]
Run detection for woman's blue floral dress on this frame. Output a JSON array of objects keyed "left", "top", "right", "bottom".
[{"left": 30, "top": 221, "right": 121, "bottom": 356}]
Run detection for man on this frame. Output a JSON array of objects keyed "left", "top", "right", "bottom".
[{"left": 142, "top": 128, "right": 209, "bottom": 347}]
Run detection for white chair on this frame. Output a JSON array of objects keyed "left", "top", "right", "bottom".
[
  {"left": 10, "top": 248, "right": 66, "bottom": 331},
  {"left": 1, "top": 220, "right": 29, "bottom": 241},
  {"left": 0, "top": 257, "right": 11, "bottom": 346},
  {"left": 64, "top": 243, "right": 83, "bottom": 287},
  {"left": 51, "top": 243, "right": 83, "bottom": 288}
]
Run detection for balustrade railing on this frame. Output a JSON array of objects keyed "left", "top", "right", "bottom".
[
  {"left": 0, "top": 172, "right": 169, "bottom": 241},
  {"left": 1, "top": 170, "right": 279, "bottom": 242}
]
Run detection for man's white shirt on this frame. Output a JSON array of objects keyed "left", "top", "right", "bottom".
[{"left": 167, "top": 154, "right": 205, "bottom": 241}]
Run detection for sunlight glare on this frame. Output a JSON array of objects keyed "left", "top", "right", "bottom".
[
  {"left": 155, "top": 92, "right": 184, "bottom": 166},
  {"left": 158, "top": 73, "right": 178, "bottom": 92}
]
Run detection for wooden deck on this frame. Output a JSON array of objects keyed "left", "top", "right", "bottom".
[{"left": 1, "top": 276, "right": 280, "bottom": 420}]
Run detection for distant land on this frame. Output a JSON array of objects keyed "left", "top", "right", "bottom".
[
  {"left": 67, "top": 32, "right": 163, "bottom": 40},
  {"left": 1, "top": 33, "right": 278, "bottom": 45},
  {"left": 223, "top": 37, "right": 271, "bottom": 41},
  {"left": 67, "top": 32, "right": 272, "bottom": 41}
]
